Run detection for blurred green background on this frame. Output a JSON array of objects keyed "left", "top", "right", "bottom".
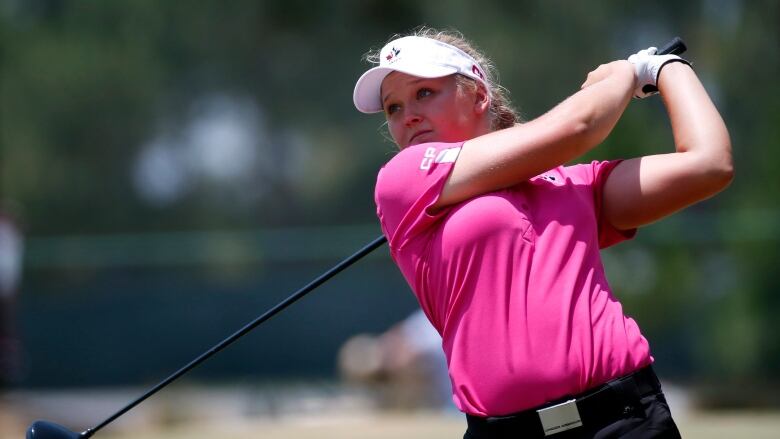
[{"left": 1, "top": 0, "right": 778, "bottom": 412}]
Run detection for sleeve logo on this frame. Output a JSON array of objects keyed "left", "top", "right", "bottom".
[
  {"left": 419, "top": 147, "right": 437, "bottom": 170},
  {"left": 419, "top": 147, "right": 461, "bottom": 170}
]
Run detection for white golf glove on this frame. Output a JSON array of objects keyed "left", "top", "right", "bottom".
[{"left": 628, "top": 47, "right": 690, "bottom": 98}]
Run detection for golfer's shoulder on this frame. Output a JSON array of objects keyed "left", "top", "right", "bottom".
[
  {"left": 382, "top": 142, "right": 460, "bottom": 170},
  {"left": 377, "top": 142, "right": 462, "bottom": 192}
]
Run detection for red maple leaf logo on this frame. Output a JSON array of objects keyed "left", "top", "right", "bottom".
[{"left": 386, "top": 47, "right": 400, "bottom": 61}]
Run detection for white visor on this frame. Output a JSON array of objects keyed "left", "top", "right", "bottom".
[{"left": 353, "top": 36, "right": 489, "bottom": 113}]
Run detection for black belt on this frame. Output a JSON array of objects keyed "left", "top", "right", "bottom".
[{"left": 466, "top": 365, "right": 663, "bottom": 438}]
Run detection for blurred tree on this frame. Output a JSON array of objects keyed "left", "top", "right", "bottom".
[{"left": 1, "top": 0, "right": 778, "bottom": 393}]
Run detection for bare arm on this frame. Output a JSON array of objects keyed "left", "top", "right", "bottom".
[
  {"left": 602, "top": 62, "right": 734, "bottom": 230},
  {"left": 433, "top": 60, "right": 637, "bottom": 210}
]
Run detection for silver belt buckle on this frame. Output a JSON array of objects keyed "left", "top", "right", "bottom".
[{"left": 537, "top": 399, "right": 583, "bottom": 436}]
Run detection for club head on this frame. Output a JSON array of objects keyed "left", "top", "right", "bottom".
[{"left": 26, "top": 421, "right": 84, "bottom": 439}]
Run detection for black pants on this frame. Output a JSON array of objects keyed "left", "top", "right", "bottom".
[{"left": 464, "top": 367, "right": 682, "bottom": 439}]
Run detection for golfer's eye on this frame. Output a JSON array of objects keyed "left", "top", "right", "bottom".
[
  {"left": 386, "top": 103, "right": 401, "bottom": 115},
  {"left": 417, "top": 88, "right": 433, "bottom": 99}
]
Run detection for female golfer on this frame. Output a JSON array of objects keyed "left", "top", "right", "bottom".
[{"left": 353, "top": 28, "right": 732, "bottom": 438}]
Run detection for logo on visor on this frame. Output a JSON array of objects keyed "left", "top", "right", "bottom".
[
  {"left": 472, "top": 65, "right": 484, "bottom": 80},
  {"left": 386, "top": 47, "right": 401, "bottom": 62}
]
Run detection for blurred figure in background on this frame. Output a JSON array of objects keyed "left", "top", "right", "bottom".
[
  {"left": 0, "top": 209, "right": 24, "bottom": 386},
  {"left": 338, "top": 309, "right": 453, "bottom": 412}
]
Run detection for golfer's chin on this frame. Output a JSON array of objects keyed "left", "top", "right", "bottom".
[{"left": 407, "top": 131, "right": 436, "bottom": 148}]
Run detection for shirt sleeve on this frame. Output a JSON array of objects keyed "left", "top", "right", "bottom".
[
  {"left": 374, "top": 142, "right": 463, "bottom": 252},
  {"left": 589, "top": 160, "right": 637, "bottom": 248}
]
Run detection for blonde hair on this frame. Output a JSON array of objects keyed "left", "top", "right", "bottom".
[{"left": 366, "top": 26, "right": 521, "bottom": 131}]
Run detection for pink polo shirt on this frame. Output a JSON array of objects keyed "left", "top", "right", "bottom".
[{"left": 375, "top": 142, "right": 652, "bottom": 416}]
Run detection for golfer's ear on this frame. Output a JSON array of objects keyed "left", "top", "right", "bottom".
[{"left": 474, "top": 83, "right": 490, "bottom": 115}]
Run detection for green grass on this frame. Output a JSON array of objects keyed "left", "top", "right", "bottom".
[
  {"left": 4, "top": 389, "right": 779, "bottom": 439},
  {"left": 94, "top": 411, "right": 780, "bottom": 439}
]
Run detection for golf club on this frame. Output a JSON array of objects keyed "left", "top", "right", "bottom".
[
  {"left": 27, "top": 234, "right": 387, "bottom": 438},
  {"left": 25, "top": 36, "right": 687, "bottom": 439},
  {"left": 641, "top": 36, "right": 687, "bottom": 94}
]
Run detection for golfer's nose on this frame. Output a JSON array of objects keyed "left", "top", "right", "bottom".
[{"left": 404, "top": 112, "right": 422, "bottom": 127}]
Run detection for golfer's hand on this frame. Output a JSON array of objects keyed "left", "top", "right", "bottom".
[
  {"left": 628, "top": 47, "right": 690, "bottom": 98},
  {"left": 581, "top": 60, "right": 635, "bottom": 90}
]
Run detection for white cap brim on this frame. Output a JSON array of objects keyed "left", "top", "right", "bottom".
[
  {"left": 353, "top": 64, "right": 459, "bottom": 114},
  {"left": 352, "top": 36, "right": 489, "bottom": 114}
]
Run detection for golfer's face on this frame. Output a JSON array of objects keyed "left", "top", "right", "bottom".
[{"left": 381, "top": 72, "right": 480, "bottom": 149}]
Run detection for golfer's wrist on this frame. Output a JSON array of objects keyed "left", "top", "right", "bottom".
[
  {"left": 622, "top": 60, "right": 639, "bottom": 89},
  {"left": 611, "top": 60, "right": 638, "bottom": 97}
]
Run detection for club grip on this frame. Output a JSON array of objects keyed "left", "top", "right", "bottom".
[
  {"left": 658, "top": 36, "right": 686, "bottom": 55},
  {"left": 638, "top": 37, "right": 688, "bottom": 95}
]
